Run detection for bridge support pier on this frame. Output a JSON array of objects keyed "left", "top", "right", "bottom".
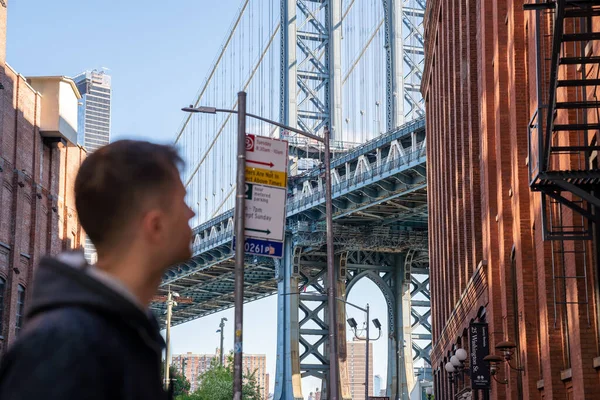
[
  {"left": 274, "top": 242, "right": 353, "bottom": 399},
  {"left": 387, "top": 253, "right": 414, "bottom": 400},
  {"left": 274, "top": 245, "right": 426, "bottom": 400},
  {"left": 273, "top": 237, "right": 303, "bottom": 400}
]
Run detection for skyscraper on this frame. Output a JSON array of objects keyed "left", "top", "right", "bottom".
[
  {"left": 73, "top": 69, "right": 111, "bottom": 151},
  {"left": 72, "top": 69, "right": 112, "bottom": 262}
]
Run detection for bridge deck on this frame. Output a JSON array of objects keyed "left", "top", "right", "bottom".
[{"left": 153, "top": 117, "right": 427, "bottom": 326}]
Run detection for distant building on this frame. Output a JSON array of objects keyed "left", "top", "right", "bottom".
[
  {"left": 241, "top": 354, "right": 268, "bottom": 400},
  {"left": 72, "top": 69, "right": 112, "bottom": 263},
  {"left": 73, "top": 69, "right": 111, "bottom": 152},
  {"left": 374, "top": 374, "right": 382, "bottom": 396},
  {"left": 172, "top": 352, "right": 217, "bottom": 392},
  {"left": 265, "top": 373, "right": 270, "bottom": 400},
  {"left": 172, "top": 352, "right": 268, "bottom": 398},
  {"left": 347, "top": 339, "right": 373, "bottom": 400}
]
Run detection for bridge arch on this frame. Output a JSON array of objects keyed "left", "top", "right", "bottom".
[{"left": 346, "top": 270, "right": 396, "bottom": 334}]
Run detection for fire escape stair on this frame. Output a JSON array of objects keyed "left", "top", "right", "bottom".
[{"left": 529, "top": 0, "right": 600, "bottom": 230}]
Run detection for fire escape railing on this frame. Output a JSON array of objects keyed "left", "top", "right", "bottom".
[{"left": 526, "top": 0, "right": 600, "bottom": 241}]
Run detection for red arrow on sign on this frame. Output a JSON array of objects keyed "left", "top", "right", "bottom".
[{"left": 247, "top": 159, "right": 274, "bottom": 168}]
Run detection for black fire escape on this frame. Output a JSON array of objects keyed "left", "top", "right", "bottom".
[
  {"left": 526, "top": 0, "right": 600, "bottom": 240},
  {"left": 525, "top": 0, "right": 600, "bottom": 325}
]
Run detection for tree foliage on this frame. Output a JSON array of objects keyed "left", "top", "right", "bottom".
[
  {"left": 161, "top": 363, "right": 191, "bottom": 397},
  {"left": 176, "top": 353, "right": 262, "bottom": 400}
]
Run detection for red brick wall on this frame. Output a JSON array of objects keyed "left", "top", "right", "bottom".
[
  {"left": 424, "top": 1, "right": 600, "bottom": 399},
  {"left": 0, "top": 3, "right": 86, "bottom": 354}
]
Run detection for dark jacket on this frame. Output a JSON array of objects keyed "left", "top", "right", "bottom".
[{"left": 0, "top": 255, "right": 171, "bottom": 400}]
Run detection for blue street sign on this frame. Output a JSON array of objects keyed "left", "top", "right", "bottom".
[{"left": 233, "top": 236, "right": 284, "bottom": 258}]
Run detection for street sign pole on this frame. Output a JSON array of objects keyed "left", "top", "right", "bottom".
[
  {"left": 233, "top": 91, "right": 246, "bottom": 400},
  {"left": 324, "top": 126, "right": 338, "bottom": 399}
]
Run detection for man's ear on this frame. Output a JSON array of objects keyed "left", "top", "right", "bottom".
[{"left": 141, "top": 209, "right": 166, "bottom": 243}]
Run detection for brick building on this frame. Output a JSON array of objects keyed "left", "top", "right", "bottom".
[
  {"left": 423, "top": 1, "right": 600, "bottom": 399},
  {"left": 346, "top": 340, "right": 374, "bottom": 400},
  {"left": 0, "top": 0, "right": 86, "bottom": 356},
  {"left": 173, "top": 351, "right": 269, "bottom": 399}
]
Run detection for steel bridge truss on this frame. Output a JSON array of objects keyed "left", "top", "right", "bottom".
[
  {"left": 275, "top": 246, "right": 430, "bottom": 400},
  {"left": 382, "top": 0, "right": 426, "bottom": 130},
  {"left": 153, "top": 117, "right": 429, "bottom": 399}
]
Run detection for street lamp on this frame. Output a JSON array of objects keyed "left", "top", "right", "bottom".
[
  {"left": 216, "top": 317, "right": 228, "bottom": 365},
  {"left": 339, "top": 299, "right": 382, "bottom": 400},
  {"left": 182, "top": 92, "right": 338, "bottom": 400},
  {"left": 425, "top": 386, "right": 433, "bottom": 400},
  {"left": 164, "top": 289, "right": 180, "bottom": 388}
]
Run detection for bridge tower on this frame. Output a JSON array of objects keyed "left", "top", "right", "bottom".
[{"left": 275, "top": 1, "right": 427, "bottom": 399}]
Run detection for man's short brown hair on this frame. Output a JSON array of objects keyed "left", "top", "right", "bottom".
[{"left": 75, "top": 140, "right": 184, "bottom": 251}]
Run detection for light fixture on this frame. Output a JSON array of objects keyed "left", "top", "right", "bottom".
[
  {"left": 481, "top": 339, "right": 524, "bottom": 384},
  {"left": 483, "top": 355, "right": 508, "bottom": 385},
  {"left": 181, "top": 105, "right": 218, "bottom": 114},
  {"left": 495, "top": 341, "right": 524, "bottom": 371},
  {"left": 455, "top": 348, "right": 468, "bottom": 362},
  {"left": 425, "top": 387, "right": 433, "bottom": 400},
  {"left": 372, "top": 318, "right": 382, "bottom": 330},
  {"left": 347, "top": 318, "right": 358, "bottom": 329},
  {"left": 450, "top": 355, "right": 461, "bottom": 367},
  {"left": 445, "top": 348, "right": 470, "bottom": 382}
]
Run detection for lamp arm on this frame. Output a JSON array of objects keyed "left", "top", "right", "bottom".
[
  {"left": 492, "top": 374, "right": 509, "bottom": 385},
  {"left": 507, "top": 359, "right": 525, "bottom": 372},
  {"left": 372, "top": 328, "right": 382, "bottom": 341},
  {"left": 353, "top": 330, "right": 367, "bottom": 341}
]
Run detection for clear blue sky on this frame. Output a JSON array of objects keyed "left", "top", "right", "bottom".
[{"left": 6, "top": 1, "right": 391, "bottom": 397}]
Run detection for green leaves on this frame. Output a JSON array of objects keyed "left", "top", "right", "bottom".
[
  {"left": 176, "top": 353, "right": 262, "bottom": 400},
  {"left": 161, "top": 364, "right": 191, "bottom": 397}
]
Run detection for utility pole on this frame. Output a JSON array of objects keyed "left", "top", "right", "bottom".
[
  {"left": 219, "top": 317, "right": 227, "bottom": 365},
  {"left": 233, "top": 91, "right": 247, "bottom": 400},
  {"left": 164, "top": 290, "right": 174, "bottom": 387},
  {"left": 323, "top": 126, "right": 338, "bottom": 400},
  {"left": 154, "top": 290, "right": 192, "bottom": 389},
  {"left": 343, "top": 299, "right": 382, "bottom": 400},
  {"left": 182, "top": 93, "right": 337, "bottom": 400},
  {"left": 365, "top": 304, "right": 370, "bottom": 400}
]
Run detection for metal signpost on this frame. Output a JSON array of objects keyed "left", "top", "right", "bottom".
[{"left": 182, "top": 92, "right": 337, "bottom": 399}]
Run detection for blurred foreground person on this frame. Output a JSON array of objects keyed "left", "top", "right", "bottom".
[{"left": 0, "top": 141, "right": 195, "bottom": 400}]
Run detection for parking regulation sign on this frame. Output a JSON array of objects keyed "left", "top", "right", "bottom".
[{"left": 234, "top": 134, "right": 289, "bottom": 258}]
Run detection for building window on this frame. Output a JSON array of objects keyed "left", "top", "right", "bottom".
[
  {"left": 15, "top": 285, "right": 25, "bottom": 335},
  {"left": 0, "top": 277, "right": 5, "bottom": 335}
]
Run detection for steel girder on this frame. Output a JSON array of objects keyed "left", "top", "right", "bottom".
[
  {"left": 382, "top": 0, "right": 425, "bottom": 130},
  {"left": 158, "top": 118, "right": 427, "bottom": 293},
  {"left": 344, "top": 250, "right": 430, "bottom": 398},
  {"left": 281, "top": 0, "right": 343, "bottom": 139},
  {"left": 277, "top": 247, "right": 430, "bottom": 400}
]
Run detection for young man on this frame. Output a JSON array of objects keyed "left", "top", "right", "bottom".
[{"left": 0, "top": 140, "right": 195, "bottom": 400}]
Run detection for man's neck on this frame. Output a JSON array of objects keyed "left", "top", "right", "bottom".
[{"left": 95, "top": 253, "right": 163, "bottom": 308}]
